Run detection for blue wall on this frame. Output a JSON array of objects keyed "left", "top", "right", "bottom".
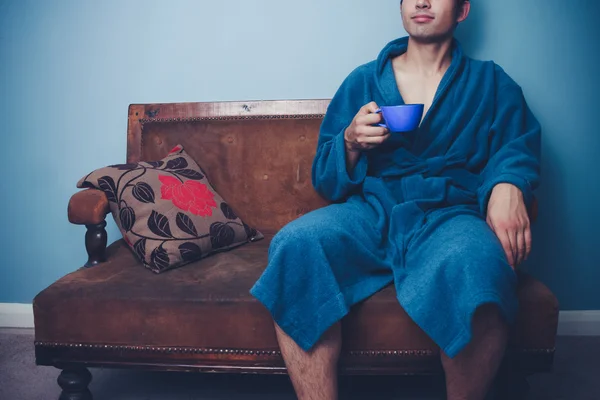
[{"left": 1, "top": 0, "right": 598, "bottom": 309}]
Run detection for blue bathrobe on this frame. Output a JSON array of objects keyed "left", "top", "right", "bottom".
[{"left": 250, "top": 36, "right": 541, "bottom": 358}]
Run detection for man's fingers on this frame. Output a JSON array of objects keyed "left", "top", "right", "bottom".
[
  {"left": 499, "top": 231, "right": 514, "bottom": 268},
  {"left": 360, "top": 102, "right": 380, "bottom": 115},
  {"left": 357, "top": 125, "right": 389, "bottom": 137},
  {"left": 524, "top": 227, "right": 532, "bottom": 261},
  {"left": 516, "top": 229, "right": 526, "bottom": 265},
  {"left": 357, "top": 112, "right": 385, "bottom": 127},
  {"left": 507, "top": 230, "right": 517, "bottom": 268},
  {"left": 357, "top": 134, "right": 391, "bottom": 145},
  {"left": 489, "top": 219, "right": 516, "bottom": 269}
]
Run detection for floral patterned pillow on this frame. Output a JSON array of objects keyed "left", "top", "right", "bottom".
[{"left": 76, "top": 144, "right": 263, "bottom": 273}]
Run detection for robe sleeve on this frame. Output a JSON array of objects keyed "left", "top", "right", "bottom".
[
  {"left": 311, "top": 69, "right": 370, "bottom": 202},
  {"left": 478, "top": 82, "right": 542, "bottom": 216}
]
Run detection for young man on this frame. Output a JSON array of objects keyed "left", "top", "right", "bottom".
[{"left": 250, "top": 0, "right": 541, "bottom": 398}]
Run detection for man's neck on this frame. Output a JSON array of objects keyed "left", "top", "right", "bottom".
[{"left": 397, "top": 37, "right": 454, "bottom": 77}]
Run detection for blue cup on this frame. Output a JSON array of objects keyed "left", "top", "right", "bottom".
[{"left": 375, "top": 104, "right": 424, "bottom": 132}]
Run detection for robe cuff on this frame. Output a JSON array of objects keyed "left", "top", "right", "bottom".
[
  {"left": 478, "top": 173, "right": 533, "bottom": 216},
  {"left": 335, "top": 129, "right": 367, "bottom": 187}
]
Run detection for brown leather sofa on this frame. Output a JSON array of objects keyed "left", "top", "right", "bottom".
[{"left": 33, "top": 100, "right": 559, "bottom": 399}]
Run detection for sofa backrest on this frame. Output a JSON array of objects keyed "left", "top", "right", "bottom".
[{"left": 127, "top": 100, "right": 331, "bottom": 235}]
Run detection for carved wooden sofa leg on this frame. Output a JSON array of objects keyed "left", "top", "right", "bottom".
[{"left": 57, "top": 367, "right": 93, "bottom": 400}]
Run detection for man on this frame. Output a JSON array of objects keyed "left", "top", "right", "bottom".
[{"left": 250, "top": 0, "right": 541, "bottom": 399}]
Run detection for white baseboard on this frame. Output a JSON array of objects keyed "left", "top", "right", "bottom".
[
  {"left": 1, "top": 303, "right": 600, "bottom": 335},
  {"left": 0, "top": 303, "right": 34, "bottom": 328},
  {"left": 556, "top": 310, "right": 600, "bottom": 336}
]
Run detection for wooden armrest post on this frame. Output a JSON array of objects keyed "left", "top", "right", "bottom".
[
  {"left": 84, "top": 221, "right": 107, "bottom": 267},
  {"left": 68, "top": 188, "right": 111, "bottom": 268}
]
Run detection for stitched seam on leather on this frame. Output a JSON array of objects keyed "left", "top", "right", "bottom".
[
  {"left": 139, "top": 114, "right": 326, "bottom": 125},
  {"left": 34, "top": 341, "right": 554, "bottom": 355}
]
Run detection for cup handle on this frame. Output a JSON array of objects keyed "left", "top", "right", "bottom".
[{"left": 373, "top": 108, "right": 387, "bottom": 129}]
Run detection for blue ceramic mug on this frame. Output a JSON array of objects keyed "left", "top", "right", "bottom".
[{"left": 375, "top": 104, "right": 424, "bottom": 132}]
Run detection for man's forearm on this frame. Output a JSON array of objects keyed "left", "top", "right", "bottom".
[{"left": 344, "top": 142, "right": 361, "bottom": 173}]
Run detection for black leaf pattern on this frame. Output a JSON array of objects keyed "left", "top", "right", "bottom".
[
  {"left": 109, "top": 163, "right": 138, "bottom": 170},
  {"left": 175, "top": 169, "right": 204, "bottom": 180},
  {"left": 151, "top": 245, "right": 170, "bottom": 271},
  {"left": 98, "top": 176, "right": 118, "bottom": 203},
  {"left": 148, "top": 210, "right": 173, "bottom": 238},
  {"left": 243, "top": 223, "right": 258, "bottom": 238},
  {"left": 179, "top": 242, "right": 202, "bottom": 262},
  {"left": 176, "top": 213, "right": 198, "bottom": 236},
  {"left": 132, "top": 182, "right": 155, "bottom": 203},
  {"left": 133, "top": 238, "right": 146, "bottom": 261},
  {"left": 119, "top": 206, "right": 136, "bottom": 232},
  {"left": 210, "top": 222, "right": 235, "bottom": 249},
  {"left": 220, "top": 203, "right": 237, "bottom": 220},
  {"left": 146, "top": 161, "right": 164, "bottom": 168},
  {"left": 166, "top": 157, "right": 188, "bottom": 170}
]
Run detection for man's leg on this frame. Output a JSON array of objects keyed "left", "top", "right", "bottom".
[
  {"left": 398, "top": 209, "right": 518, "bottom": 400},
  {"left": 275, "top": 322, "right": 341, "bottom": 400},
  {"left": 250, "top": 198, "right": 391, "bottom": 400},
  {"left": 441, "top": 304, "right": 508, "bottom": 400}
]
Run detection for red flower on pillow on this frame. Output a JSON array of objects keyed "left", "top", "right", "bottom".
[
  {"left": 159, "top": 175, "right": 217, "bottom": 216},
  {"left": 169, "top": 145, "right": 182, "bottom": 154}
]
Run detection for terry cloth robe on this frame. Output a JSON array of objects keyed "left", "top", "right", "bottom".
[{"left": 250, "top": 36, "right": 541, "bottom": 358}]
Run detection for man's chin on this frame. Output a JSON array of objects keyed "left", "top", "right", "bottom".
[{"left": 408, "top": 32, "right": 453, "bottom": 45}]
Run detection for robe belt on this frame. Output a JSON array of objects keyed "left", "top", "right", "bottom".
[{"left": 375, "top": 154, "right": 468, "bottom": 179}]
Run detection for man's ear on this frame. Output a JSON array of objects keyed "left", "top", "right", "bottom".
[{"left": 456, "top": 1, "right": 471, "bottom": 24}]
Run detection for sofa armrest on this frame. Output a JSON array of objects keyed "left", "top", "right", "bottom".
[
  {"left": 68, "top": 188, "right": 110, "bottom": 225},
  {"left": 68, "top": 189, "right": 110, "bottom": 267}
]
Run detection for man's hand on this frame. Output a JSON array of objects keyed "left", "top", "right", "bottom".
[
  {"left": 486, "top": 183, "right": 531, "bottom": 269},
  {"left": 344, "top": 102, "right": 390, "bottom": 153}
]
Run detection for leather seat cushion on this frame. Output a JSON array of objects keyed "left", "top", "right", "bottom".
[{"left": 34, "top": 238, "right": 558, "bottom": 353}]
